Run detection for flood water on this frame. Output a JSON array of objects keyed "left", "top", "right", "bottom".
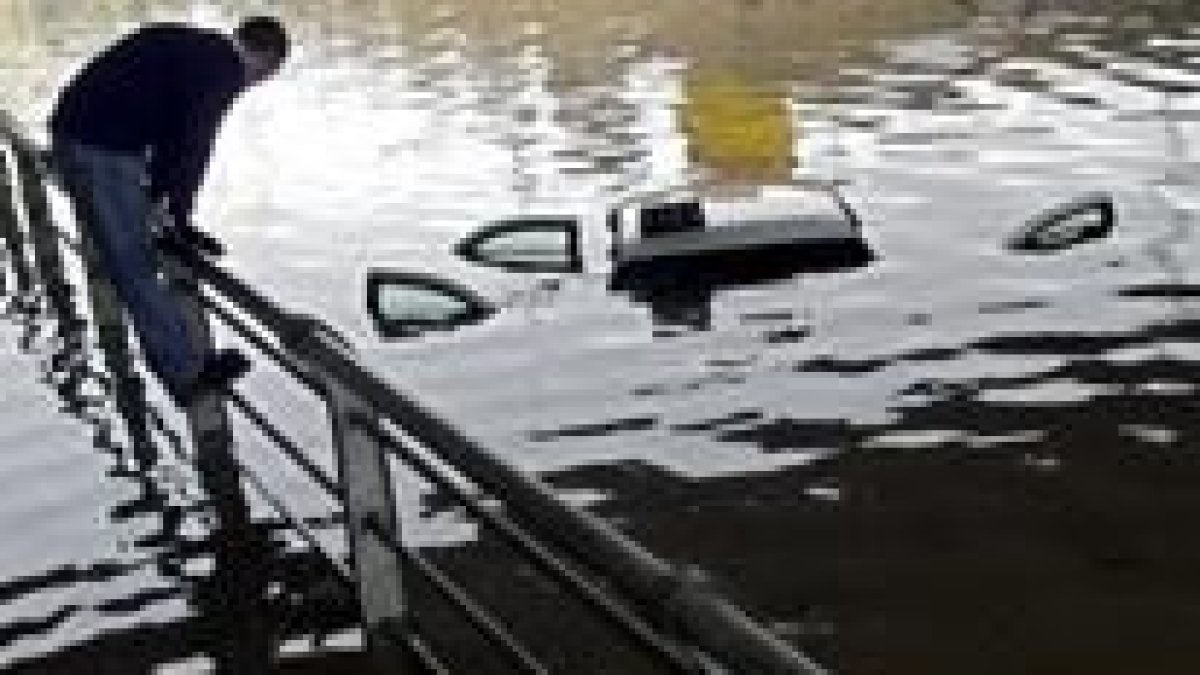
[{"left": 2, "top": 0, "right": 1200, "bottom": 672}]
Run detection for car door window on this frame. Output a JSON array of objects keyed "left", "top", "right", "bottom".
[
  {"left": 455, "top": 218, "right": 582, "bottom": 273},
  {"left": 366, "top": 270, "right": 494, "bottom": 338}
]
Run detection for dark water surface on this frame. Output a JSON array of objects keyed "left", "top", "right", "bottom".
[{"left": 2, "top": 0, "right": 1200, "bottom": 672}]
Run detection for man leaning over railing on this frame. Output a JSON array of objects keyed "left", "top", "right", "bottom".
[{"left": 48, "top": 16, "right": 290, "bottom": 406}]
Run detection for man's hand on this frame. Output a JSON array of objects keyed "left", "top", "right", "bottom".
[
  {"left": 150, "top": 201, "right": 225, "bottom": 260},
  {"left": 150, "top": 197, "right": 225, "bottom": 259}
]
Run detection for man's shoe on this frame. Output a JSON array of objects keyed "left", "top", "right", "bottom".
[
  {"left": 194, "top": 349, "right": 252, "bottom": 390},
  {"left": 173, "top": 349, "right": 252, "bottom": 406}
]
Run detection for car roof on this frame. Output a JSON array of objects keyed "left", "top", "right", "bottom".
[{"left": 608, "top": 177, "right": 852, "bottom": 211}]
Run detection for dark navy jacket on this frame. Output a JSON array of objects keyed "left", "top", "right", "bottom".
[{"left": 51, "top": 23, "right": 246, "bottom": 225}]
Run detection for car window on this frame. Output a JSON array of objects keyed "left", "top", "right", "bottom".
[
  {"left": 455, "top": 218, "right": 582, "bottom": 273},
  {"left": 366, "top": 270, "right": 495, "bottom": 338}
]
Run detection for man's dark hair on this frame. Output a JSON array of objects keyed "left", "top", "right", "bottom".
[{"left": 235, "top": 16, "right": 289, "bottom": 61}]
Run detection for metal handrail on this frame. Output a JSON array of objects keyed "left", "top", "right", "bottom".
[
  {"left": 0, "top": 122, "right": 512, "bottom": 672},
  {"left": 161, "top": 248, "right": 706, "bottom": 670},
  {"left": 0, "top": 114, "right": 829, "bottom": 674},
  {"left": 185, "top": 202, "right": 828, "bottom": 675},
  {"left": 227, "top": 391, "right": 554, "bottom": 674},
  {"left": 363, "top": 417, "right": 706, "bottom": 670}
]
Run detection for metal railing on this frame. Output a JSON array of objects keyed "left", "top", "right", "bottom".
[{"left": 0, "top": 112, "right": 829, "bottom": 675}]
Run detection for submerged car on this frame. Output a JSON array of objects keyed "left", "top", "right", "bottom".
[
  {"left": 456, "top": 179, "right": 872, "bottom": 275},
  {"left": 368, "top": 179, "right": 876, "bottom": 338}
]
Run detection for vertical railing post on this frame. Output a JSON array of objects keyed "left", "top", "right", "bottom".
[
  {"left": 296, "top": 326, "right": 410, "bottom": 672},
  {"left": 162, "top": 253, "right": 273, "bottom": 673},
  {"left": 162, "top": 254, "right": 236, "bottom": 464},
  {"left": 0, "top": 147, "right": 35, "bottom": 300},
  {"left": 10, "top": 142, "right": 74, "bottom": 331}
]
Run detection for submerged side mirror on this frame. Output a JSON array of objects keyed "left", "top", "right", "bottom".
[
  {"left": 1007, "top": 192, "right": 1116, "bottom": 253},
  {"left": 454, "top": 217, "right": 583, "bottom": 273},
  {"left": 366, "top": 270, "right": 495, "bottom": 339}
]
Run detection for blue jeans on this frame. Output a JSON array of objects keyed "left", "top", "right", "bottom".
[{"left": 52, "top": 140, "right": 203, "bottom": 391}]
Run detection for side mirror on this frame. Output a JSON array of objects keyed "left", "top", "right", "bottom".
[
  {"left": 454, "top": 217, "right": 583, "bottom": 273},
  {"left": 1007, "top": 192, "right": 1116, "bottom": 253},
  {"left": 366, "top": 270, "right": 495, "bottom": 339}
]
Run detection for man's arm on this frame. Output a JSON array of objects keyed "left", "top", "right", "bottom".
[
  {"left": 147, "top": 91, "right": 230, "bottom": 231},
  {"left": 146, "top": 30, "right": 247, "bottom": 256}
]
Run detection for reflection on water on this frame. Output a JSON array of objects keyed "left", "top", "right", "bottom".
[{"left": 2, "top": 0, "right": 1200, "bottom": 672}]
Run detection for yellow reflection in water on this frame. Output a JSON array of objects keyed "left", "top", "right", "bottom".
[{"left": 680, "top": 69, "right": 795, "bottom": 184}]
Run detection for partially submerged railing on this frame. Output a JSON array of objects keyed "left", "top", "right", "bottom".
[{"left": 0, "top": 112, "right": 829, "bottom": 674}]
